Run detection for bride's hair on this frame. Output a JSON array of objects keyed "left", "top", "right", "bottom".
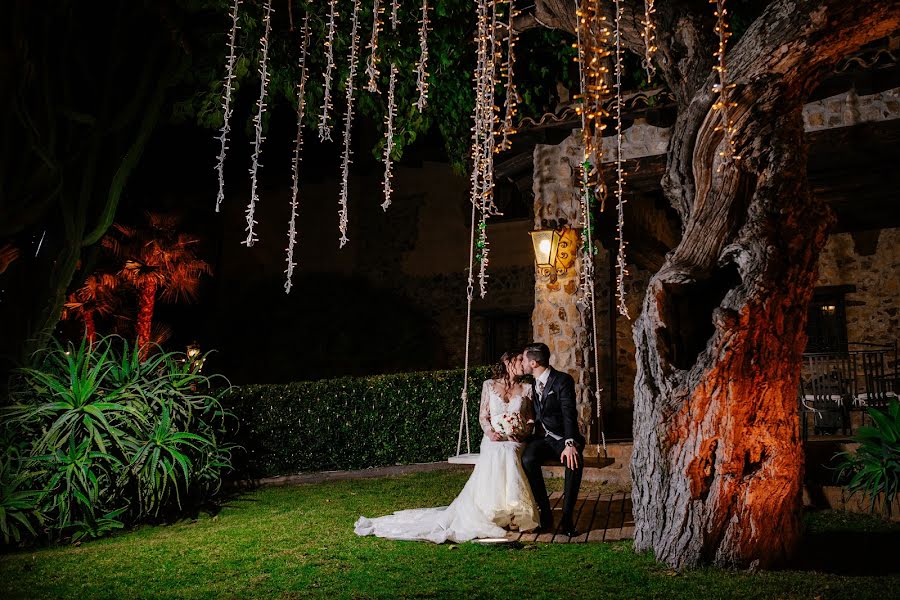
[{"left": 491, "top": 351, "right": 517, "bottom": 391}]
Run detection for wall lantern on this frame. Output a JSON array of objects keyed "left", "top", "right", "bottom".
[{"left": 529, "top": 227, "right": 579, "bottom": 282}]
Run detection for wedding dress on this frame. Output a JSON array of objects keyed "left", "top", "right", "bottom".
[{"left": 354, "top": 380, "right": 539, "bottom": 543}]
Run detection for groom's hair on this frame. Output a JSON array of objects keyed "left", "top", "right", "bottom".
[{"left": 524, "top": 342, "right": 550, "bottom": 367}]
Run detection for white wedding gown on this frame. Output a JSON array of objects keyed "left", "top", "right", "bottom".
[{"left": 354, "top": 380, "right": 539, "bottom": 543}]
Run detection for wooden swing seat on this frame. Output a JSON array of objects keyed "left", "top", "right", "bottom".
[{"left": 448, "top": 453, "right": 614, "bottom": 468}]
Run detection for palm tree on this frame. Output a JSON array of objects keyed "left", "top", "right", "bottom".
[
  {"left": 103, "top": 213, "right": 211, "bottom": 356},
  {"left": 61, "top": 273, "right": 120, "bottom": 344}
]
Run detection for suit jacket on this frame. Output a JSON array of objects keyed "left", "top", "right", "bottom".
[{"left": 534, "top": 367, "right": 585, "bottom": 445}]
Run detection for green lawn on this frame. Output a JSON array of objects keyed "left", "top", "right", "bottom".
[{"left": 1, "top": 469, "right": 898, "bottom": 599}]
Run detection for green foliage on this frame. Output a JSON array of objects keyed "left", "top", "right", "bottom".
[
  {"left": 1, "top": 475, "right": 898, "bottom": 598},
  {"left": 223, "top": 366, "right": 492, "bottom": 477},
  {"left": 180, "top": 1, "right": 577, "bottom": 174},
  {"left": 0, "top": 336, "right": 236, "bottom": 545},
  {"left": 837, "top": 400, "right": 900, "bottom": 517}
]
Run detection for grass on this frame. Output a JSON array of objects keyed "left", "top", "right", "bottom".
[{"left": 1, "top": 469, "right": 898, "bottom": 599}]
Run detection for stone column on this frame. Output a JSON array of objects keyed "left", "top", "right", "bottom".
[{"left": 530, "top": 135, "right": 594, "bottom": 442}]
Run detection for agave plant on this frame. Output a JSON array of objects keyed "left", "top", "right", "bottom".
[
  {"left": 5, "top": 338, "right": 143, "bottom": 456},
  {"left": 34, "top": 437, "right": 121, "bottom": 529},
  {"left": 837, "top": 399, "right": 900, "bottom": 517},
  {"left": 0, "top": 450, "right": 44, "bottom": 544},
  {"left": 1, "top": 334, "right": 236, "bottom": 545}
]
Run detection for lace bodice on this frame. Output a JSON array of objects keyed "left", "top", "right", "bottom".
[{"left": 479, "top": 379, "right": 534, "bottom": 438}]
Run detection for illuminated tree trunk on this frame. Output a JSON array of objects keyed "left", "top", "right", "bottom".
[
  {"left": 523, "top": 0, "right": 900, "bottom": 569},
  {"left": 628, "top": 0, "right": 900, "bottom": 570},
  {"left": 136, "top": 279, "right": 157, "bottom": 358}
]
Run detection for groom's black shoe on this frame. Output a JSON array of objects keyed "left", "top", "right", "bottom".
[{"left": 560, "top": 520, "right": 579, "bottom": 538}]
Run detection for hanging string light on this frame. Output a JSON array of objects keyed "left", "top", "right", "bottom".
[
  {"left": 365, "top": 0, "right": 383, "bottom": 93},
  {"left": 613, "top": 0, "right": 630, "bottom": 319},
  {"left": 641, "top": 0, "right": 657, "bottom": 81},
  {"left": 338, "top": 0, "right": 363, "bottom": 248},
  {"left": 381, "top": 1, "right": 401, "bottom": 211},
  {"left": 381, "top": 64, "right": 399, "bottom": 211},
  {"left": 215, "top": 0, "right": 241, "bottom": 214},
  {"left": 711, "top": 0, "right": 740, "bottom": 169},
  {"left": 414, "top": 0, "right": 431, "bottom": 113},
  {"left": 391, "top": 0, "right": 400, "bottom": 25},
  {"left": 285, "top": 12, "right": 311, "bottom": 294},
  {"left": 573, "top": 0, "right": 610, "bottom": 219},
  {"left": 244, "top": 0, "right": 274, "bottom": 248},
  {"left": 499, "top": 0, "right": 520, "bottom": 152},
  {"left": 573, "top": 0, "right": 610, "bottom": 455},
  {"left": 469, "top": 0, "right": 503, "bottom": 297},
  {"left": 319, "top": 0, "right": 339, "bottom": 142}
]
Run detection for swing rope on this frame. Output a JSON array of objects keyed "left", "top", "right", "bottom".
[{"left": 456, "top": 190, "right": 479, "bottom": 458}]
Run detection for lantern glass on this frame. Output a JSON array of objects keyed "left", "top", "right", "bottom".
[{"left": 529, "top": 230, "right": 559, "bottom": 268}]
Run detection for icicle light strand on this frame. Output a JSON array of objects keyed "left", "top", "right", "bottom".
[
  {"left": 381, "top": 64, "right": 398, "bottom": 211},
  {"left": 244, "top": 0, "right": 273, "bottom": 248},
  {"left": 365, "top": 0, "right": 383, "bottom": 93},
  {"left": 391, "top": 0, "right": 400, "bottom": 26},
  {"left": 338, "top": 0, "right": 363, "bottom": 248},
  {"left": 469, "top": 0, "right": 503, "bottom": 297},
  {"left": 499, "top": 0, "right": 519, "bottom": 152},
  {"left": 215, "top": 0, "right": 241, "bottom": 213},
  {"left": 613, "top": 0, "right": 630, "bottom": 319},
  {"left": 641, "top": 0, "right": 657, "bottom": 80},
  {"left": 319, "top": 0, "right": 339, "bottom": 142},
  {"left": 381, "top": 1, "right": 401, "bottom": 210},
  {"left": 712, "top": 0, "right": 740, "bottom": 170},
  {"left": 415, "top": 0, "right": 431, "bottom": 113},
  {"left": 285, "top": 13, "right": 311, "bottom": 294},
  {"left": 574, "top": 0, "right": 610, "bottom": 305}
]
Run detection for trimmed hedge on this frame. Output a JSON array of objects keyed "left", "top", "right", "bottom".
[{"left": 223, "top": 367, "right": 491, "bottom": 478}]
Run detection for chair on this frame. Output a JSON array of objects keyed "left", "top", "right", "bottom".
[{"left": 799, "top": 353, "right": 852, "bottom": 437}]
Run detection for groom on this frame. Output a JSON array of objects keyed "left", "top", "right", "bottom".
[{"left": 521, "top": 342, "right": 584, "bottom": 537}]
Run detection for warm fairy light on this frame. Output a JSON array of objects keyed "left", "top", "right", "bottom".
[
  {"left": 381, "top": 64, "right": 399, "bottom": 211},
  {"left": 469, "top": 0, "right": 503, "bottom": 297},
  {"left": 711, "top": 0, "right": 740, "bottom": 169},
  {"left": 613, "top": 0, "right": 630, "bottom": 319},
  {"left": 365, "top": 0, "right": 383, "bottom": 93},
  {"left": 574, "top": 0, "right": 610, "bottom": 455},
  {"left": 382, "top": 1, "right": 401, "bottom": 211},
  {"left": 573, "top": 0, "right": 611, "bottom": 305},
  {"left": 285, "top": 12, "right": 311, "bottom": 294},
  {"left": 391, "top": 0, "right": 400, "bottom": 26},
  {"left": 338, "top": 0, "right": 363, "bottom": 248},
  {"left": 244, "top": 0, "right": 273, "bottom": 248},
  {"left": 641, "top": 0, "right": 657, "bottom": 80},
  {"left": 214, "top": 0, "right": 241, "bottom": 214},
  {"left": 415, "top": 0, "right": 431, "bottom": 113},
  {"left": 499, "top": 0, "right": 520, "bottom": 152},
  {"left": 319, "top": 0, "right": 339, "bottom": 142}
]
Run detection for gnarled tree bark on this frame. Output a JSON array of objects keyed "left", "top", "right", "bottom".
[{"left": 520, "top": 0, "right": 900, "bottom": 568}]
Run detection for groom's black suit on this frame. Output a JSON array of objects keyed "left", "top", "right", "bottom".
[{"left": 522, "top": 367, "right": 585, "bottom": 531}]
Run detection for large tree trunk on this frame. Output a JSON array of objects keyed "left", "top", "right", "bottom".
[
  {"left": 629, "top": 0, "right": 900, "bottom": 570},
  {"left": 521, "top": 0, "right": 900, "bottom": 569}
]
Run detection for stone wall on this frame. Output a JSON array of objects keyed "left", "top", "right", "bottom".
[
  {"left": 815, "top": 227, "right": 900, "bottom": 353},
  {"left": 531, "top": 137, "right": 594, "bottom": 438}
]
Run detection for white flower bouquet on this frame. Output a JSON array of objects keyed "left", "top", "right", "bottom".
[{"left": 492, "top": 412, "right": 534, "bottom": 439}]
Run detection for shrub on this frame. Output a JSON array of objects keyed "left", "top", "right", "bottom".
[
  {"left": 223, "top": 366, "right": 491, "bottom": 478},
  {"left": 0, "top": 336, "right": 236, "bottom": 545},
  {"left": 837, "top": 399, "right": 900, "bottom": 517}
]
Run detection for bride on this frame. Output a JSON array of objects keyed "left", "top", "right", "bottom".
[{"left": 354, "top": 351, "right": 539, "bottom": 543}]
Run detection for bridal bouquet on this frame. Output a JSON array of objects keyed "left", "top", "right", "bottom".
[{"left": 493, "top": 413, "right": 534, "bottom": 439}]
